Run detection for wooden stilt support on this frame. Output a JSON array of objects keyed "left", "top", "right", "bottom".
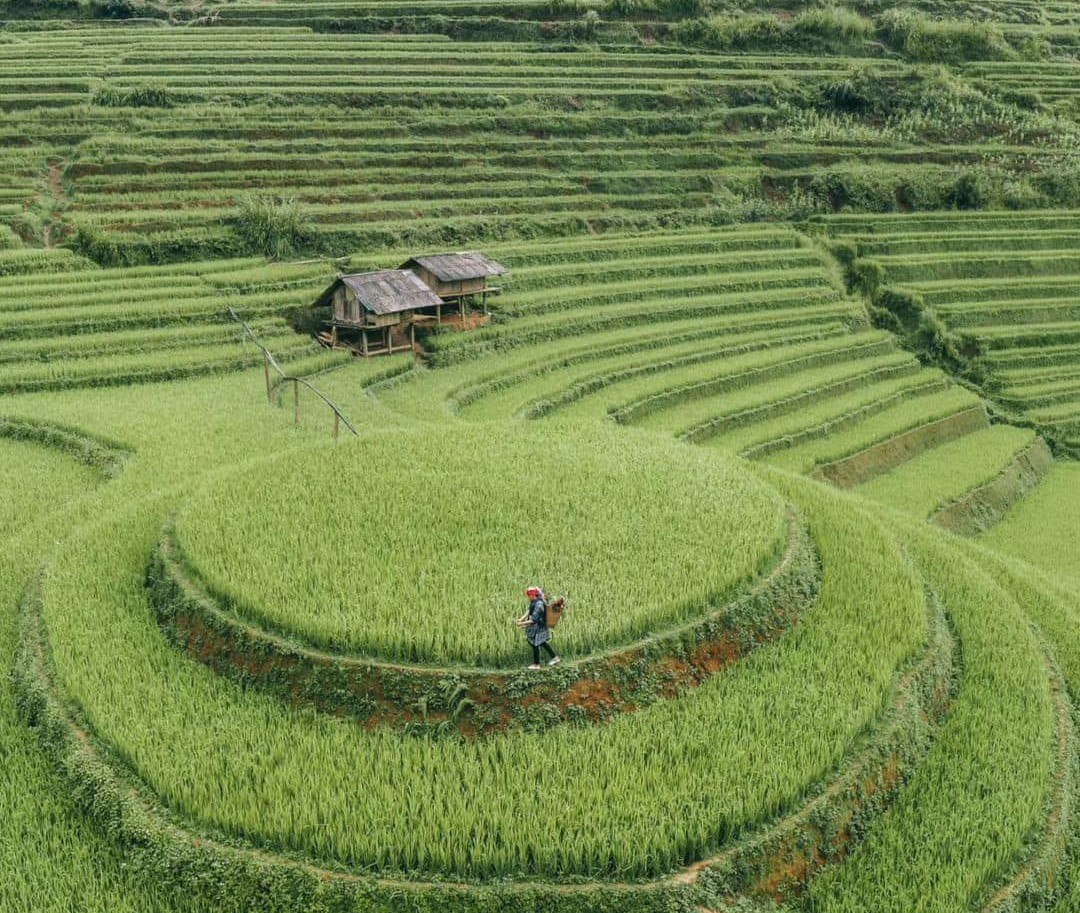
[
  {"left": 361, "top": 329, "right": 369, "bottom": 357},
  {"left": 293, "top": 378, "right": 301, "bottom": 425},
  {"left": 482, "top": 291, "right": 488, "bottom": 317},
  {"left": 410, "top": 322, "right": 415, "bottom": 349},
  {"left": 436, "top": 303, "right": 442, "bottom": 324}
]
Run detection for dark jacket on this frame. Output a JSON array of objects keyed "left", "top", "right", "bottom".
[{"left": 525, "top": 596, "right": 550, "bottom": 647}]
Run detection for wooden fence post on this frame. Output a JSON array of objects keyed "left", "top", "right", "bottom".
[{"left": 293, "top": 378, "right": 301, "bottom": 425}]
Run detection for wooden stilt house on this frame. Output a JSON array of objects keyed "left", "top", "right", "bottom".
[
  {"left": 399, "top": 251, "right": 507, "bottom": 319},
  {"left": 315, "top": 269, "right": 442, "bottom": 356}
]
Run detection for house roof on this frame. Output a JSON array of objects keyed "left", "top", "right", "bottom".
[
  {"left": 318, "top": 270, "right": 443, "bottom": 316},
  {"left": 402, "top": 251, "right": 508, "bottom": 282}
]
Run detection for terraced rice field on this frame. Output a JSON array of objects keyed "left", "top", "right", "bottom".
[
  {"left": 3, "top": 210, "right": 1073, "bottom": 910},
  {"left": 1, "top": 18, "right": 1077, "bottom": 267},
  {"left": 0, "top": 3, "right": 1077, "bottom": 913},
  {"left": 820, "top": 210, "right": 1080, "bottom": 454},
  {"left": 0, "top": 251, "right": 330, "bottom": 391},
  {"left": 983, "top": 462, "right": 1080, "bottom": 591}
]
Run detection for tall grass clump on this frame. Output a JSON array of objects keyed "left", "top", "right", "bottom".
[
  {"left": 672, "top": 14, "right": 783, "bottom": 51},
  {"left": 92, "top": 82, "right": 175, "bottom": 108},
  {"left": 231, "top": 195, "right": 314, "bottom": 260},
  {"left": 793, "top": 6, "right": 872, "bottom": 44},
  {"left": 877, "top": 9, "right": 1014, "bottom": 63}
]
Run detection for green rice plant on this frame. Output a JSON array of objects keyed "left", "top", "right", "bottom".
[
  {"left": 477, "top": 327, "right": 872, "bottom": 422},
  {"left": 712, "top": 372, "right": 953, "bottom": 458},
  {"left": 982, "top": 462, "right": 1080, "bottom": 591},
  {"left": 0, "top": 17, "right": 1078, "bottom": 907},
  {"left": 0, "top": 363, "right": 406, "bottom": 913},
  {"left": 0, "top": 437, "right": 100, "bottom": 538},
  {"left": 651, "top": 354, "right": 922, "bottom": 440},
  {"left": 453, "top": 321, "right": 849, "bottom": 421},
  {"left": 0, "top": 318, "right": 289, "bottom": 365},
  {"left": 0, "top": 248, "right": 95, "bottom": 276},
  {"left": 857, "top": 425, "right": 1036, "bottom": 518},
  {"left": 500, "top": 258, "right": 832, "bottom": 317},
  {"left": 876, "top": 251, "right": 1080, "bottom": 284},
  {"left": 853, "top": 229, "right": 1080, "bottom": 257},
  {"left": 0, "top": 335, "right": 318, "bottom": 394},
  {"left": 34, "top": 454, "right": 926, "bottom": 879},
  {"left": 917, "top": 277, "right": 1080, "bottom": 307},
  {"left": 977, "top": 321, "right": 1080, "bottom": 351},
  {"left": 0, "top": 288, "right": 298, "bottom": 338},
  {"left": 938, "top": 297, "right": 1080, "bottom": 328},
  {"left": 428, "top": 293, "right": 850, "bottom": 364},
  {"left": 806, "top": 509, "right": 1057, "bottom": 912},
  {"left": 601, "top": 334, "right": 900, "bottom": 424},
  {"left": 763, "top": 386, "right": 982, "bottom": 474},
  {"left": 175, "top": 423, "right": 786, "bottom": 665}
]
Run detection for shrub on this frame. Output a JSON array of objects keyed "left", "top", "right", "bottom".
[
  {"left": 673, "top": 14, "right": 784, "bottom": 51},
  {"left": 580, "top": 8, "right": 601, "bottom": 39},
  {"left": 850, "top": 258, "right": 884, "bottom": 296},
  {"left": 868, "top": 304, "right": 903, "bottom": 334},
  {"left": 998, "top": 87, "right": 1044, "bottom": 111},
  {"left": 874, "top": 287, "right": 925, "bottom": 329},
  {"left": 69, "top": 222, "right": 124, "bottom": 267},
  {"left": 1015, "top": 35, "right": 1052, "bottom": 62},
  {"left": 915, "top": 309, "right": 948, "bottom": 354},
  {"left": 808, "top": 169, "right": 899, "bottom": 212},
  {"left": 877, "top": 9, "right": 1013, "bottom": 63},
  {"left": 829, "top": 239, "right": 858, "bottom": 267},
  {"left": 93, "top": 83, "right": 174, "bottom": 108},
  {"left": 793, "top": 6, "right": 872, "bottom": 44},
  {"left": 231, "top": 196, "right": 314, "bottom": 260},
  {"left": 819, "top": 66, "right": 892, "bottom": 116},
  {"left": 9, "top": 212, "right": 42, "bottom": 245},
  {"left": 1031, "top": 165, "right": 1080, "bottom": 207},
  {"left": 947, "top": 170, "right": 999, "bottom": 210},
  {"left": 1002, "top": 180, "right": 1048, "bottom": 211},
  {"left": 87, "top": 0, "right": 151, "bottom": 17}
]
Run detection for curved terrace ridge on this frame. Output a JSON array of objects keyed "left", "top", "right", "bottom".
[
  {"left": 149, "top": 507, "right": 818, "bottom": 734},
  {"left": 16, "top": 567, "right": 952, "bottom": 911},
  {"left": 0, "top": 415, "right": 131, "bottom": 480}
]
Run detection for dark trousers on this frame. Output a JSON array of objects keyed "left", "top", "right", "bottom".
[{"left": 532, "top": 642, "right": 556, "bottom": 664}]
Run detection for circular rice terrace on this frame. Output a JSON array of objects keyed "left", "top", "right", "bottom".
[
  {"left": 169, "top": 425, "right": 790, "bottom": 667},
  {"left": 149, "top": 425, "right": 820, "bottom": 732},
  {"left": 25, "top": 420, "right": 1060, "bottom": 912}
]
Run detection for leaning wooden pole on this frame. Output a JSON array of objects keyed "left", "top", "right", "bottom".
[{"left": 227, "top": 307, "right": 360, "bottom": 441}]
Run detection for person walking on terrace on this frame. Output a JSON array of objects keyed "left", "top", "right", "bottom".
[{"left": 516, "top": 586, "right": 561, "bottom": 670}]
